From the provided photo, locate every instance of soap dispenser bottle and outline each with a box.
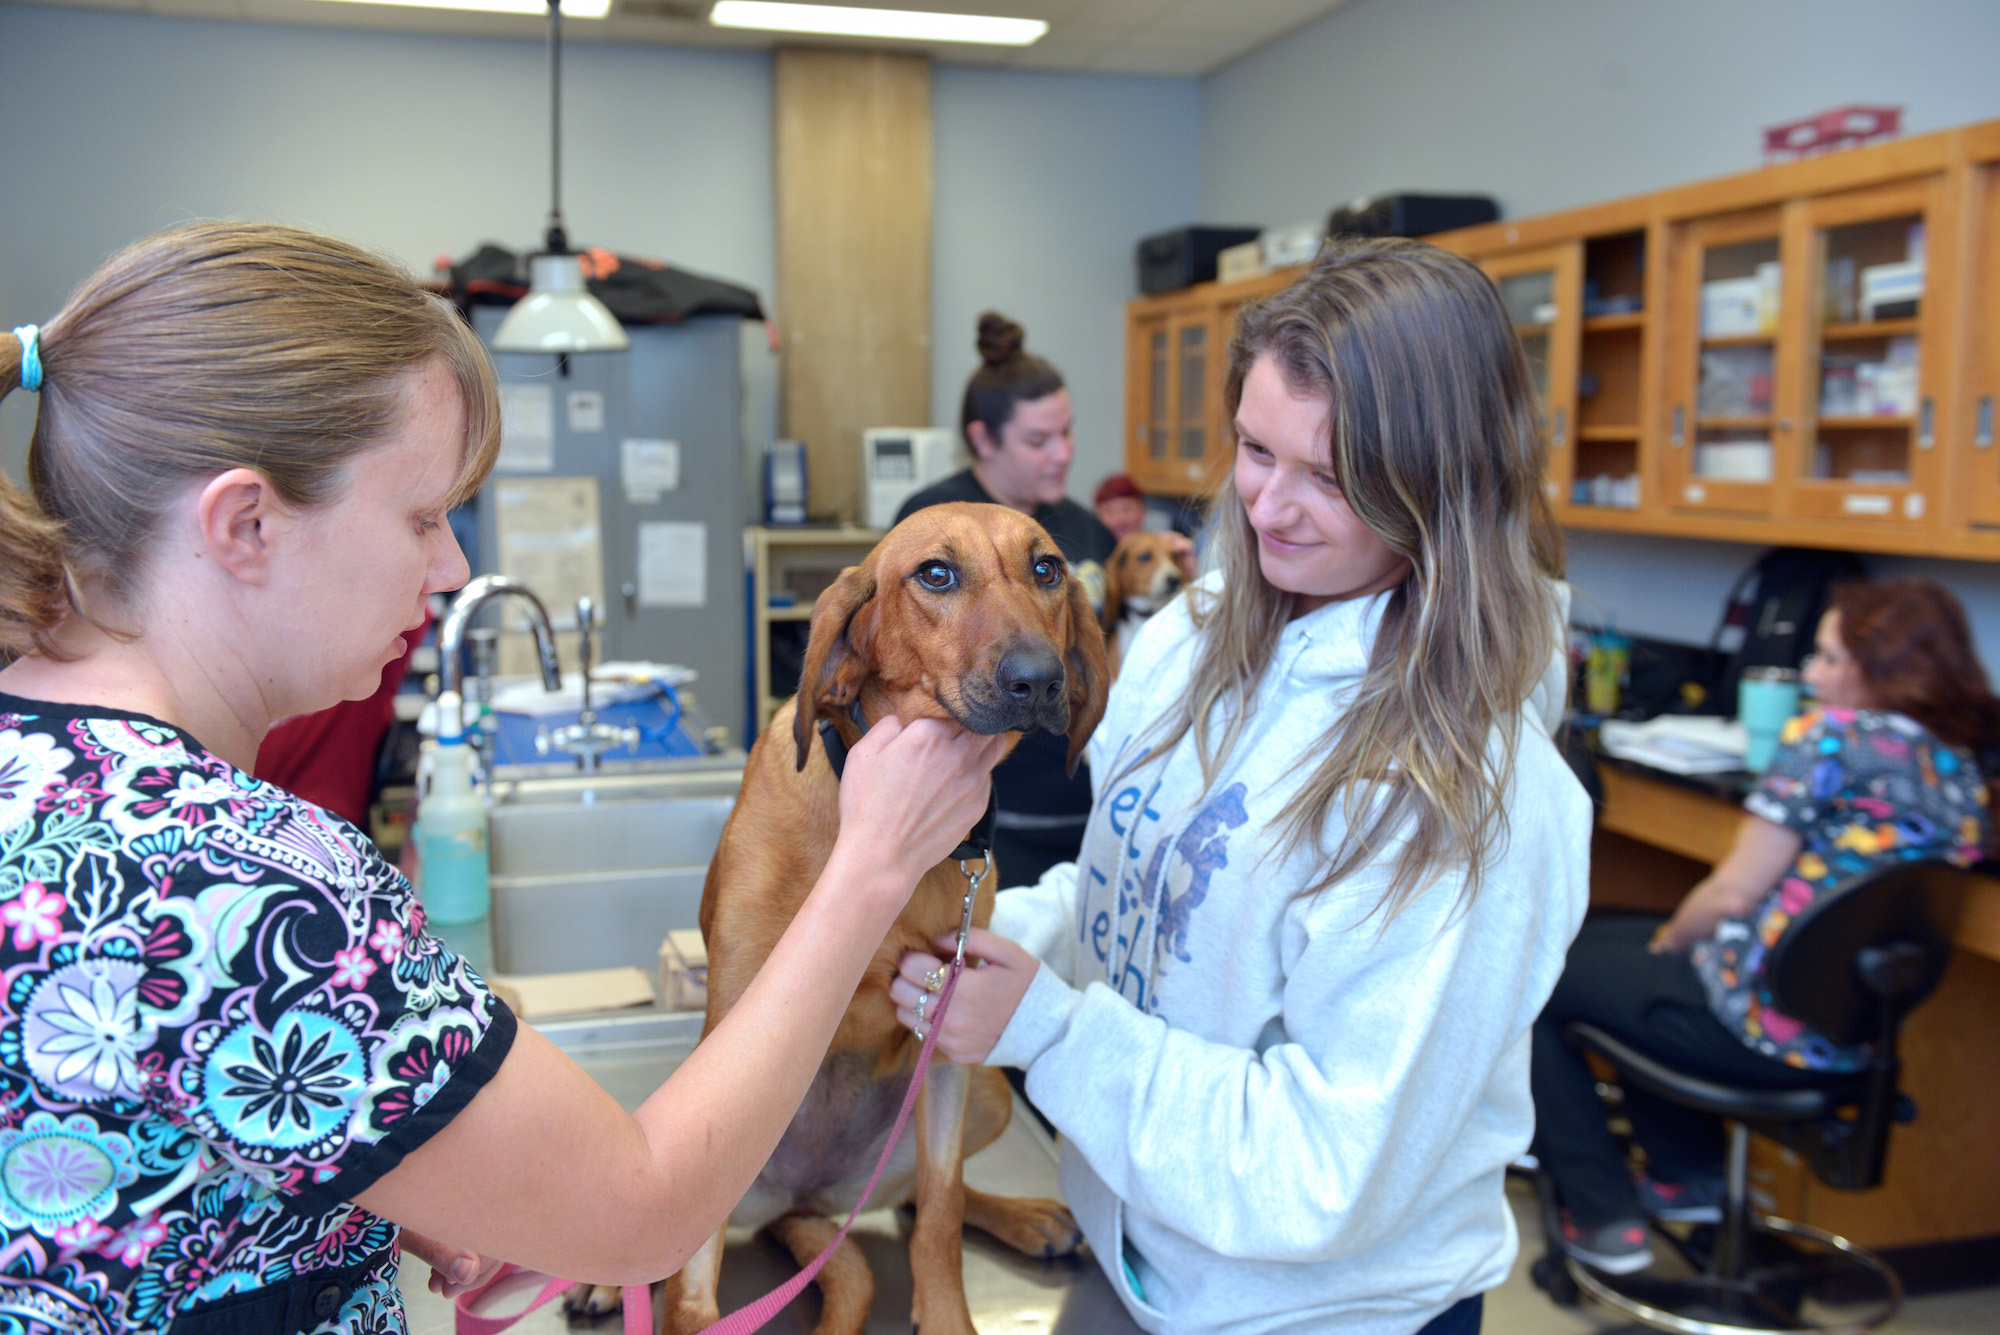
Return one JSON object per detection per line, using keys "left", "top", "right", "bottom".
{"left": 417, "top": 690, "right": 491, "bottom": 926}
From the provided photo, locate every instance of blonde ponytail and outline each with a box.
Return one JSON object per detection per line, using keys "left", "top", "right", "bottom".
{"left": 0, "top": 333, "right": 69, "bottom": 659}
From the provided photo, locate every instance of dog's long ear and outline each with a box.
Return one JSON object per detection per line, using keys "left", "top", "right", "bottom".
{"left": 1099, "top": 546, "right": 1125, "bottom": 634}
{"left": 1063, "top": 571, "right": 1111, "bottom": 776}
{"left": 792, "top": 560, "right": 879, "bottom": 770}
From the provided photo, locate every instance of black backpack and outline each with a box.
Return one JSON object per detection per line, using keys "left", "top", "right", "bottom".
{"left": 1710, "top": 546, "right": 1867, "bottom": 714}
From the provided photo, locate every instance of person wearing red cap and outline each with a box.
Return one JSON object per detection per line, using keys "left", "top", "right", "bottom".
{"left": 1093, "top": 473, "right": 1147, "bottom": 542}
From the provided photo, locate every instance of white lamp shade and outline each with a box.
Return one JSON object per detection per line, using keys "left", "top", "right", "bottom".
{"left": 491, "top": 253, "right": 629, "bottom": 353}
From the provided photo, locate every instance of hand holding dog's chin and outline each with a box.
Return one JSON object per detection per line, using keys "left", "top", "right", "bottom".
{"left": 836, "top": 715, "right": 1005, "bottom": 887}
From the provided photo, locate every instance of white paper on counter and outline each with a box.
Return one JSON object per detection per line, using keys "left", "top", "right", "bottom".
{"left": 637, "top": 521, "right": 706, "bottom": 607}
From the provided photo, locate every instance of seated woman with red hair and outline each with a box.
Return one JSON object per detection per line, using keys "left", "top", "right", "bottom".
{"left": 1530, "top": 577, "right": 2000, "bottom": 1274}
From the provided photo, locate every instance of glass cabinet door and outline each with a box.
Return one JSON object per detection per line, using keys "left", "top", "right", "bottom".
{"left": 1127, "top": 313, "right": 1174, "bottom": 493}
{"left": 1663, "top": 208, "right": 1783, "bottom": 514}
{"left": 1484, "top": 244, "right": 1583, "bottom": 509}
{"left": 1173, "top": 313, "right": 1209, "bottom": 483}
{"left": 1781, "top": 177, "right": 1945, "bottom": 528}
{"left": 1968, "top": 133, "right": 2000, "bottom": 527}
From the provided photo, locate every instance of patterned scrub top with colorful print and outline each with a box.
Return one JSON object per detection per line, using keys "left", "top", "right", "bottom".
{"left": 0, "top": 695, "right": 516, "bottom": 1333}
{"left": 1692, "top": 707, "right": 1987, "bottom": 1071}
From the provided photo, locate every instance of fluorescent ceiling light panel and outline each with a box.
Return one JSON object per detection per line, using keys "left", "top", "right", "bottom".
{"left": 316, "top": 0, "right": 613, "bottom": 18}
{"left": 710, "top": 1, "right": 1047, "bottom": 45}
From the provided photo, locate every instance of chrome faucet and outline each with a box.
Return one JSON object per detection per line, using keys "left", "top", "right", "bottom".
{"left": 438, "top": 574, "right": 564, "bottom": 704}
{"left": 535, "top": 595, "right": 640, "bottom": 771}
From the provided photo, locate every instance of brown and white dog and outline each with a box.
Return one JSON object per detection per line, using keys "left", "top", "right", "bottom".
{"left": 1100, "top": 530, "right": 1190, "bottom": 678}
{"left": 614, "top": 502, "right": 1106, "bottom": 1335}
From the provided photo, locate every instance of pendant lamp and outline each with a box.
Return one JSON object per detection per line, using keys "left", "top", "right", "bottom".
{"left": 492, "top": 0, "right": 628, "bottom": 353}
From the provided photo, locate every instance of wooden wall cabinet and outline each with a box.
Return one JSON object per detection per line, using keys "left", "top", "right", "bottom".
{"left": 1125, "top": 116, "right": 2000, "bottom": 561}
{"left": 1122, "top": 267, "right": 1299, "bottom": 499}
{"left": 1432, "top": 120, "right": 1999, "bottom": 560}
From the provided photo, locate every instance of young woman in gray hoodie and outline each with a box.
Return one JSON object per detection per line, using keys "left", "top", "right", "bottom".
{"left": 891, "top": 237, "right": 1592, "bottom": 1335}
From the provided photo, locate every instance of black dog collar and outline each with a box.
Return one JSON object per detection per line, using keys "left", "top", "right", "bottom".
{"left": 816, "top": 705, "right": 997, "bottom": 863}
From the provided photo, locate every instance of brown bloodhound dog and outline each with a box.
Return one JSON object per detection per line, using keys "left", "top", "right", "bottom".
{"left": 642, "top": 502, "right": 1105, "bottom": 1335}
{"left": 1099, "top": 529, "right": 1190, "bottom": 679}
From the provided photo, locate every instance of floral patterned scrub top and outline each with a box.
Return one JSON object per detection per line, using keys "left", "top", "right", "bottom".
{"left": 0, "top": 695, "right": 516, "bottom": 1333}
{"left": 1692, "top": 707, "right": 1988, "bottom": 1071}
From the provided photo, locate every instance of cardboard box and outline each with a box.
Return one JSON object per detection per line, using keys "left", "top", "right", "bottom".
{"left": 1216, "top": 240, "right": 1267, "bottom": 284}
{"left": 1260, "top": 221, "right": 1323, "bottom": 268}
{"left": 1859, "top": 261, "right": 1923, "bottom": 321}
{"left": 659, "top": 929, "right": 709, "bottom": 1012}
{"left": 487, "top": 967, "right": 656, "bottom": 1020}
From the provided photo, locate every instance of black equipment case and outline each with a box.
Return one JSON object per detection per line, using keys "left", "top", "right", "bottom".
{"left": 1135, "top": 226, "right": 1261, "bottom": 295}
{"left": 1326, "top": 193, "right": 1499, "bottom": 240}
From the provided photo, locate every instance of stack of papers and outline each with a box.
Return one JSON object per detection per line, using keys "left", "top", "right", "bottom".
{"left": 1599, "top": 716, "right": 1748, "bottom": 774}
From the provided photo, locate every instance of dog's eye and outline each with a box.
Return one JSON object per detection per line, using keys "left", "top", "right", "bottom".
{"left": 916, "top": 561, "right": 957, "bottom": 591}
{"left": 1033, "top": 556, "right": 1064, "bottom": 587}
{"left": 1135, "top": 552, "right": 1154, "bottom": 565}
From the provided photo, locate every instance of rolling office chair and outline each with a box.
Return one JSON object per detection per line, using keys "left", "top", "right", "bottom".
{"left": 1533, "top": 857, "right": 1968, "bottom": 1334}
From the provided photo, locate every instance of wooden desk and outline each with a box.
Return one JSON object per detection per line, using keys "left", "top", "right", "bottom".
{"left": 1597, "top": 765, "right": 2000, "bottom": 963}
{"left": 1591, "top": 765, "right": 2000, "bottom": 1258}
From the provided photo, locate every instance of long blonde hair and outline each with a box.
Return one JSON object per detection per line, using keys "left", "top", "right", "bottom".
{"left": 1159, "top": 237, "right": 1563, "bottom": 918}
{"left": 0, "top": 221, "right": 499, "bottom": 659}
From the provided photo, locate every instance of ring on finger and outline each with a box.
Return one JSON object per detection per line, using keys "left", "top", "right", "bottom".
{"left": 913, "top": 992, "right": 928, "bottom": 1025}
{"left": 922, "top": 967, "right": 944, "bottom": 992}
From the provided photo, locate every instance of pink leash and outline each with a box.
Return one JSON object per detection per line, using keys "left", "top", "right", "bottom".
{"left": 695, "top": 962, "right": 962, "bottom": 1334}
{"left": 452, "top": 1265, "right": 650, "bottom": 1335}
{"left": 449, "top": 960, "right": 967, "bottom": 1335}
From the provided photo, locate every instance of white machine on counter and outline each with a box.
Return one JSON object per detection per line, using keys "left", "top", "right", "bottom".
{"left": 863, "top": 426, "right": 958, "bottom": 530}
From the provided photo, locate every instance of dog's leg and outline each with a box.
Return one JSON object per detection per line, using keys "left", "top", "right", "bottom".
{"left": 907, "top": 1059, "right": 976, "bottom": 1335}
{"left": 656, "top": 1224, "right": 726, "bottom": 1335}
{"left": 767, "top": 1213, "right": 874, "bottom": 1335}
{"left": 561, "top": 1281, "right": 626, "bottom": 1319}
{"left": 959, "top": 1069, "right": 1081, "bottom": 1259}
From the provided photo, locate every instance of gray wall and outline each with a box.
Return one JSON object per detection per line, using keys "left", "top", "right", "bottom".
{"left": 0, "top": 4, "right": 1194, "bottom": 513}
{"left": 933, "top": 64, "right": 1199, "bottom": 494}
{"left": 0, "top": 5, "right": 777, "bottom": 477}
{"left": 1201, "top": 0, "right": 2000, "bottom": 665}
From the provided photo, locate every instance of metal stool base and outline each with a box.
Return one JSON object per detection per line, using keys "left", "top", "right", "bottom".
{"left": 1566, "top": 1213, "right": 1903, "bottom": 1335}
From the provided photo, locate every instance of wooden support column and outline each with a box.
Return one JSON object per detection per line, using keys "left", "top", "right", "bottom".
{"left": 773, "top": 47, "right": 932, "bottom": 524}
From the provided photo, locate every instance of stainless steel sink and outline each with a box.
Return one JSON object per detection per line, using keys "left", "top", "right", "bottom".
{"left": 483, "top": 756, "right": 744, "bottom": 977}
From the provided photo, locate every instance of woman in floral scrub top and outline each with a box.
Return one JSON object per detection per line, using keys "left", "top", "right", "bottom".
{"left": 1695, "top": 705, "right": 1988, "bottom": 1068}
{"left": 1530, "top": 577, "right": 2000, "bottom": 1275}
{"left": 0, "top": 223, "right": 1002, "bottom": 1334}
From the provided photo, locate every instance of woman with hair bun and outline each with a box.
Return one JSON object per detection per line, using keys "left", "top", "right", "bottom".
{"left": 0, "top": 221, "right": 1001, "bottom": 1334}
{"left": 896, "top": 311, "right": 1121, "bottom": 886}
{"left": 1531, "top": 576, "right": 1999, "bottom": 1276}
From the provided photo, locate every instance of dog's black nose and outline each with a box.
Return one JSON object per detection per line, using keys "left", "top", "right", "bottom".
{"left": 997, "top": 643, "right": 1066, "bottom": 708}
{"left": 1164, "top": 572, "right": 1183, "bottom": 592}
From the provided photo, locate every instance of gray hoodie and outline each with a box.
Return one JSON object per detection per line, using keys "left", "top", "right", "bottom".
{"left": 988, "top": 575, "right": 1589, "bottom": 1334}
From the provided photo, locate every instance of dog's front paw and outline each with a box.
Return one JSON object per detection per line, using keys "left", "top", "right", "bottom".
{"left": 561, "top": 1282, "right": 625, "bottom": 1319}
{"left": 964, "top": 1189, "right": 1083, "bottom": 1259}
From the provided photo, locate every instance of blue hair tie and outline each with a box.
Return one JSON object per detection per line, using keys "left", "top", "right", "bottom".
{"left": 11, "top": 325, "right": 40, "bottom": 393}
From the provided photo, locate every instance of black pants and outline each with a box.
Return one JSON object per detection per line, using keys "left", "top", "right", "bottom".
{"left": 1416, "top": 1294, "right": 1481, "bottom": 1335}
{"left": 1529, "top": 913, "right": 1825, "bottom": 1228}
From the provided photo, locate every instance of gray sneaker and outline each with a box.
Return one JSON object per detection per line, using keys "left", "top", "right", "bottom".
{"left": 1636, "top": 1172, "right": 1726, "bottom": 1224}
{"left": 1560, "top": 1211, "right": 1655, "bottom": 1275}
